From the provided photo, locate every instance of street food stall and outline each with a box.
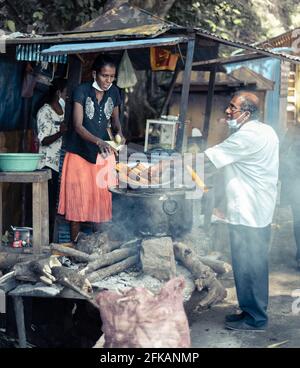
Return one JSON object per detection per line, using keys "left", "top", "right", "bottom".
{"left": 2, "top": 2, "right": 300, "bottom": 348}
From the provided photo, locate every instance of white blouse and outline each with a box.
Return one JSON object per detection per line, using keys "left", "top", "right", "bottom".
{"left": 37, "top": 104, "right": 64, "bottom": 172}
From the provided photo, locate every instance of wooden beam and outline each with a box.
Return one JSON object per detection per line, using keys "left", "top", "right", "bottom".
{"left": 176, "top": 35, "right": 196, "bottom": 153}
{"left": 0, "top": 170, "right": 51, "bottom": 183}
{"left": 203, "top": 65, "right": 217, "bottom": 144}
{"left": 64, "top": 55, "right": 82, "bottom": 129}
{"left": 13, "top": 296, "right": 27, "bottom": 348}
{"left": 192, "top": 52, "right": 266, "bottom": 67}
{"left": 159, "top": 64, "right": 180, "bottom": 117}
{"left": 32, "top": 182, "right": 43, "bottom": 254}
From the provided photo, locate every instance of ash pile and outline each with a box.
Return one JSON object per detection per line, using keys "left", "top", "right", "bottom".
{"left": 0, "top": 225, "right": 230, "bottom": 311}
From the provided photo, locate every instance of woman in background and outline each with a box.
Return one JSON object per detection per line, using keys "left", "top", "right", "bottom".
{"left": 37, "top": 78, "right": 68, "bottom": 240}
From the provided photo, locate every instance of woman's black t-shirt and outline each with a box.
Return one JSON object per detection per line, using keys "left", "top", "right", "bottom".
{"left": 66, "top": 82, "right": 121, "bottom": 163}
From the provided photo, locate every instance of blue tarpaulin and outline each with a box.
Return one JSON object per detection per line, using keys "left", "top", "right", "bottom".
{"left": 226, "top": 57, "right": 281, "bottom": 133}
{"left": 41, "top": 37, "right": 187, "bottom": 55}
{"left": 0, "top": 57, "right": 24, "bottom": 131}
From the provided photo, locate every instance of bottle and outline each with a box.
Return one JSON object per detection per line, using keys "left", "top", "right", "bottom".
{"left": 150, "top": 126, "right": 161, "bottom": 146}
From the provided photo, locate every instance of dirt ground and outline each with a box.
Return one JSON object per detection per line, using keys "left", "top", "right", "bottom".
{"left": 188, "top": 207, "right": 300, "bottom": 348}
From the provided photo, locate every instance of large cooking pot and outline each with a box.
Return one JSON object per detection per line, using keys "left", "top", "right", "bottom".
{"left": 110, "top": 186, "right": 194, "bottom": 238}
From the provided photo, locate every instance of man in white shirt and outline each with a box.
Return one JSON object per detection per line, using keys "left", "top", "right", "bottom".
{"left": 205, "top": 91, "right": 279, "bottom": 331}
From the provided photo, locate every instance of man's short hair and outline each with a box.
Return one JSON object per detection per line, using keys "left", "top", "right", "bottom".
{"left": 234, "top": 91, "right": 260, "bottom": 120}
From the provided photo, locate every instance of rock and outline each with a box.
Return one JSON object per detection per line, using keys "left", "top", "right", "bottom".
{"left": 140, "top": 237, "right": 176, "bottom": 281}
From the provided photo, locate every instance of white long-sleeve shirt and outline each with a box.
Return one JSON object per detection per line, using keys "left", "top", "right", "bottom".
{"left": 205, "top": 120, "right": 279, "bottom": 227}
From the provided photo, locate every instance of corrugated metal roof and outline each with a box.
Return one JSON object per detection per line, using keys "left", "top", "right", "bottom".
{"left": 16, "top": 43, "right": 67, "bottom": 63}
{"left": 73, "top": 3, "right": 177, "bottom": 33}
{"left": 176, "top": 67, "right": 274, "bottom": 90}
{"left": 255, "top": 28, "right": 299, "bottom": 49}
{"left": 195, "top": 27, "right": 300, "bottom": 65}
{"left": 4, "top": 25, "right": 171, "bottom": 45}
{"left": 41, "top": 36, "right": 187, "bottom": 56}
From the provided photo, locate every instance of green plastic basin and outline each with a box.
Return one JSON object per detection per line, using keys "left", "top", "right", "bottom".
{"left": 0, "top": 153, "right": 44, "bottom": 172}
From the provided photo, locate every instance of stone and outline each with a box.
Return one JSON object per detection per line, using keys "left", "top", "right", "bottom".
{"left": 140, "top": 237, "right": 176, "bottom": 281}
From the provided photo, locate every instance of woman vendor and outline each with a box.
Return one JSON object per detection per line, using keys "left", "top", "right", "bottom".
{"left": 58, "top": 55, "right": 124, "bottom": 241}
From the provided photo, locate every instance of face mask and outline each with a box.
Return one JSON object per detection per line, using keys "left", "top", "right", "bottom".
{"left": 226, "top": 112, "right": 247, "bottom": 130}
{"left": 92, "top": 80, "right": 112, "bottom": 92}
{"left": 226, "top": 118, "right": 241, "bottom": 130}
{"left": 58, "top": 97, "right": 65, "bottom": 110}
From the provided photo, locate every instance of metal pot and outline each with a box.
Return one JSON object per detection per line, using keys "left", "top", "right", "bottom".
{"left": 110, "top": 187, "right": 194, "bottom": 238}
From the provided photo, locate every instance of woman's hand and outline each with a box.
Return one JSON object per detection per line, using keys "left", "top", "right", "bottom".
{"left": 59, "top": 122, "right": 68, "bottom": 134}
{"left": 96, "top": 139, "right": 116, "bottom": 158}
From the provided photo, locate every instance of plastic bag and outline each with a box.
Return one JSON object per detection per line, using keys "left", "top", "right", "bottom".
{"left": 96, "top": 277, "right": 191, "bottom": 348}
{"left": 117, "top": 50, "right": 137, "bottom": 89}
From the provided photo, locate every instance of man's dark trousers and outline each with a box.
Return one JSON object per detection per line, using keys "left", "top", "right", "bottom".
{"left": 229, "top": 224, "right": 271, "bottom": 327}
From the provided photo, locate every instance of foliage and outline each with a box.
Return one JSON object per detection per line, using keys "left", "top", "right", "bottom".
{"left": 168, "top": 1, "right": 264, "bottom": 43}
{"left": 1, "top": 0, "right": 300, "bottom": 43}
{"left": 0, "top": 0, "right": 106, "bottom": 33}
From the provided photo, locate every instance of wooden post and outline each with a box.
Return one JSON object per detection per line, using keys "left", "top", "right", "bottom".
{"left": 202, "top": 65, "right": 217, "bottom": 145}
{"left": 21, "top": 98, "right": 31, "bottom": 227}
{"left": 54, "top": 55, "right": 82, "bottom": 243}
{"left": 64, "top": 55, "right": 82, "bottom": 132}
{"left": 13, "top": 296, "right": 27, "bottom": 348}
{"left": 32, "top": 180, "right": 49, "bottom": 253}
{"left": 41, "top": 181, "right": 49, "bottom": 249}
{"left": 32, "top": 182, "right": 42, "bottom": 254}
{"left": 159, "top": 64, "right": 180, "bottom": 117}
{"left": 176, "top": 35, "right": 195, "bottom": 154}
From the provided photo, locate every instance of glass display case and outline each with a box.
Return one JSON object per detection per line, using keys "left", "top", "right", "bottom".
{"left": 144, "top": 116, "right": 179, "bottom": 152}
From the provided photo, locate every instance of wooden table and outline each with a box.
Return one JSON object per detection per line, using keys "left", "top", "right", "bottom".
{"left": 0, "top": 170, "right": 52, "bottom": 253}
{"left": 0, "top": 277, "right": 88, "bottom": 348}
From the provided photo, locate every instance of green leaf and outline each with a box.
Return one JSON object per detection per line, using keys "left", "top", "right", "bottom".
{"left": 233, "top": 19, "right": 242, "bottom": 25}
{"left": 33, "top": 11, "right": 44, "bottom": 20}
{"left": 5, "top": 20, "right": 15, "bottom": 33}
{"left": 232, "top": 9, "right": 241, "bottom": 15}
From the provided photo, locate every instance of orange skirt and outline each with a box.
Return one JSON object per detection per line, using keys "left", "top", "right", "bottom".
{"left": 58, "top": 152, "right": 116, "bottom": 222}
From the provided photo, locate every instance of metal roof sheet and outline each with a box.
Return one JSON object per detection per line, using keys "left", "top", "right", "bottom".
{"left": 73, "top": 3, "right": 177, "bottom": 33}
{"left": 41, "top": 36, "right": 187, "bottom": 56}
{"left": 16, "top": 43, "right": 67, "bottom": 63}
{"left": 194, "top": 27, "right": 300, "bottom": 65}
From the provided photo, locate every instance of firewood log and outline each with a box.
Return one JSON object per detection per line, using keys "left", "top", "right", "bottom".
{"left": 198, "top": 256, "right": 232, "bottom": 275}
{"left": 0, "top": 253, "right": 43, "bottom": 271}
{"left": 173, "top": 242, "right": 227, "bottom": 309}
{"left": 88, "top": 255, "right": 139, "bottom": 282}
{"left": 51, "top": 267, "right": 98, "bottom": 308}
{"left": 50, "top": 243, "right": 91, "bottom": 262}
{"left": 76, "top": 232, "right": 117, "bottom": 255}
{"left": 80, "top": 247, "right": 138, "bottom": 275}
{"left": 14, "top": 256, "right": 61, "bottom": 284}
